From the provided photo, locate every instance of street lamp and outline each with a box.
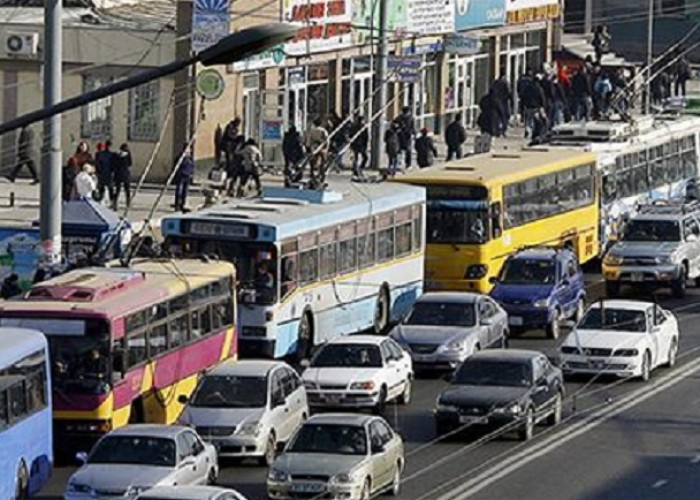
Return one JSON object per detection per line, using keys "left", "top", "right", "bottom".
{"left": 0, "top": 23, "right": 299, "bottom": 136}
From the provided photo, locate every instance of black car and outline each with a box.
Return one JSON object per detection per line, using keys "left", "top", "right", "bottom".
{"left": 434, "top": 349, "right": 564, "bottom": 441}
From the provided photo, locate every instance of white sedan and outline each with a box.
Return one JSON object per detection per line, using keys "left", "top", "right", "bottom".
{"left": 65, "top": 425, "right": 218, "bottom": 499}
{"left": 302, "top": 335, "right": 413, "bottom": 411}
{"left": 559, "top": 300, "right": 679, "bottom": 381}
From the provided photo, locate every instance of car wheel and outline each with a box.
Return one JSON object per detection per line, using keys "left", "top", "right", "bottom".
{"left": 546, "top": 309, "right": 561, "bottom": 340}
{"left": 374, "top": 386, "right": 388, "bottom": 414}
{"left": 641, "top": 351, "right": 651, "bottom": 382}
{"left": 518, "top": 407, "right": 534, "bottom": 441}
{"left": 672, "top": 264, "right": 688, "bottom": 299}
{"left": 260, "top": 431, "right": 277, "bottom": 467}
{"left": 360, "top": 478, "right": 371, "bottom": 500}
{"left": 398, "top": 378, "right": 412, "bottom": 405}
{"left": 575, "top": 298, "right": 586, "bottom": 323}
{"left": 665, "top": 338, "right": 678, "bottom": 368}
{"left": 605, "top": 280, "right": 620, "bottom": 298}
{"left": 546, "top": 392, "right": 563, "bottom": 426}
{"left": 207, "top": 466, "right": 218, "bottom": 485}
{"left": 501, "top": 331, "right": 509, "bottom": 349}
{"left": 389, "top": 462, "right": 402, "bottom": 496}
{"left": 15, "top": 462, "right": 28, "bottom": 500}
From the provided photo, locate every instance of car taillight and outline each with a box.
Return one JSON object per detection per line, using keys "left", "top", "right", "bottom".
{"left": 465, "top": 264, "right": 488, "bottom": 279}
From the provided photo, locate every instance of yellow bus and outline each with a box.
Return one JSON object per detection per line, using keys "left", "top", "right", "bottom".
{"left": 395, "top": 148, "right": 599, "bottom": 293}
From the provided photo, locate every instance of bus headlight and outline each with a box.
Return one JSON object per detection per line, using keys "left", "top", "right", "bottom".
{"left": 465, "top": 264, "right": 488, "bottom": 280}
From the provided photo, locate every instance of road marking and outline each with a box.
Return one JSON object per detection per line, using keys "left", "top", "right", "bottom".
{"left": 432, "top": 355, "right": 700, "bottom": 500}
{"left": 651, "top": 479, "right": 668, "bottom": 489}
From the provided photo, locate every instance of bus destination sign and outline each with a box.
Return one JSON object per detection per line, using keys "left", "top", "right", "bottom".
{"left": 187, "top": 221, "right": 252, "bottom": 239}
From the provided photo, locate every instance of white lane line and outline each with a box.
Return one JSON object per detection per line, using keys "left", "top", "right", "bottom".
{"left": 433, "top": 356, "right": 700, "bottom": 500}
{"left": 651, "top": 479, "right": 668, "bottom": 489}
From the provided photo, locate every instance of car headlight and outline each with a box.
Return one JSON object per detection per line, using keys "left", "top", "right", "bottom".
{"left": 331, "top": 472, "right": 357, "bottom": 485}
{"left": 613, "top": 348, "right": 639, "bottom": 357}
{"left": 238, "top": 421, "right": 262, "bottom": 436}
{"left": 442, "top": 340, "right": 466, "bottom": 352}
{"left": 349, "top": 381, "right": 375, "bottom": 391}
{"left": 493, "top": 403, "right": 522, "bottom": 415}
{"left": 268, "top": 468, "right": 290, "bottom": 482}
{"left": 655, "top": 256, "right": 673, "bottom": 265}
{"left": 67, "top": 481, "right": 93, "bottom": 494}
{"left": 126, "top": 486, "right": 148, "bottom": 497}
{"left": 436, "top": 403, "right": 459, "bottom": 412}
{"left": 304, "top": 381, "right": 318, "bottom": 390}
{"left": 604, "top": 255, "right": 623, "bottom": 266}
{"left": 533, "top": 298, "right": 549, "bottom": 308}
{"left": 560, "top": 345, "right": 581, "bottom": 355}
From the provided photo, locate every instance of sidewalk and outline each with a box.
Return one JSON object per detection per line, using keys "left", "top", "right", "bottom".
{"left": 0, "top": 126, "right": 530, "bottom": 231}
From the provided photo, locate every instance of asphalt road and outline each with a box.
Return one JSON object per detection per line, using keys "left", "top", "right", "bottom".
{"left": 37, "top": 277, "right": 700, "bottom": 500}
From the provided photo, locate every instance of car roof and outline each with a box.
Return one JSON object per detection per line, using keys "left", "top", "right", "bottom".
{"left": 510, "top": 247, "right": 572, "bottom": 260}
{"left": 305, "top": 413, "right": 376, "bottom": 427}
{"left": 588, "top": 300, "right": 652, "bottom": 312}
{"left": 466, "top": 349, "right": 541, "bottom": 363}
{"left": 138, "top": 486, "right": 246, "bottom": 500}
{"left": 208, "top": 359, "right": 285, "bottom": 377}
{"left": 107, "top": 424, "right": 187, "bottom": 439}
{"left": 416, "top": 292, "right": 481, "bottom": 304}
{"left": 327, "top": 335, "right": 387, "bottom": 346}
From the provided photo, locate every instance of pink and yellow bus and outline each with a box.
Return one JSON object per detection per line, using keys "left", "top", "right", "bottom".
{"left": 0, "top": 258, "right": 237, "bottom": 454}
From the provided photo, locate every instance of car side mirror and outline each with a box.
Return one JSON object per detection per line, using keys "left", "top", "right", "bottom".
{"left": 299, "top": 359, "right": 310, "bottom": 369}
{"left": 687, "top": 234, "right": 698, "bottom": 242}
{"left": 480, "top": 318, "right": 492, "bottom": 326}
{"left": 652, "top": 326, "right": 662, "bottom": 334}
{"left": 488, "top": 276, "right": 498, "bottom": 284}
{"left": 178, "top": 394, "right": 189, "bottom": 405}
{"left": 75, "top": 451, "right": 88, "bottom": 464}
{"left": 179, "top": 457, "right": 196, "bottom": 468}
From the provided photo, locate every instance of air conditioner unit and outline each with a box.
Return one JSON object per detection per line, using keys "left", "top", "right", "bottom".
{"left": 5, "top": 32, "right": 39, "bottom": 56}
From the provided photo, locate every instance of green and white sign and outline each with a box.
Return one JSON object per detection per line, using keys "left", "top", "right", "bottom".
{"left": 231, "top": 46, "right": 286, "bottom": 72}
{"left": 196, "top": 69, "right": 225, "bottom": 100}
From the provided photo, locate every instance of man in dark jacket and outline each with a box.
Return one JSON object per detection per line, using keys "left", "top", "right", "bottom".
{"left": 350, "top": 115, "right": 369, "bottom": 179}
{"left": 384, "top": 123, "right": 401, "bottom": 177}
{"left": 519, "top": 72, "right": 545, "bottom": 137}
{"left": 95, "top": 140, "right": 114, "bottom": 204}
{"left": 445, "top": 114, "right": 467, "bottom": 161}
{"left": 282, "top": 126, "right": 305, "bottom": 182}
{"left": 395, "top": 107, "right": 415, "bottom": 169}
{"left": 174, "top": 144, "right": 195, "bottom": 212}
{"left": 572, "top": 67, "right": 592, "bottom": 121}
{"left": 489, "top": 75, "right": 513, "bottom": 137}
{"left": 8, "top": 126, "right": 39, "bottom": 183}
{"left": 415, "top": 128, "right": 438, "bottom": 168}
{"left": 112, "top": 143, "right": 132, "bottom": 210}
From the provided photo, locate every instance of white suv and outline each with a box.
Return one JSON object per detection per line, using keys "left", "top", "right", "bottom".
{"left": 178, "top": 359, "right": 308, "bottom": 466}
{"left": 301, "top": 335, "right": 413, "bottom": 412}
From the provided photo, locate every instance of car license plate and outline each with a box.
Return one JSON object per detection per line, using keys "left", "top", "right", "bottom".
{"left": 589, "top": 359, "right": 606, "bottom": 369}
{"left": 631, "top": 273, "right": 644, "bottom": 282}
{"left": 325, "top": 394, "right": 342, "bottom": 403}
{"left": 459, "top": 415, "right": 487, "bottom": 425}
{"left": 413, "top": 354, "right": 431, "bottom": 362}
{"left": 291, "top": 483, "right": 326, "bottom": 493}
{"left": 509, "top": 316, "right": 523, "bottom": 326}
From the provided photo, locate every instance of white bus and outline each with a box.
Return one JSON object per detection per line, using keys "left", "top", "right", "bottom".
{"left": 161, "top": 184, "right": 426, "bottom": 360}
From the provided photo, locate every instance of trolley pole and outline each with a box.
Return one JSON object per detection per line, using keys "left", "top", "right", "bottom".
{"left": 645, "top": 0, "right": 654, "bottom": 114}
{"left": 41, "top": 0, "right": 63, "bottom": 265}
{"left": 370, "top": 0, "right": 388, "bottom": 171}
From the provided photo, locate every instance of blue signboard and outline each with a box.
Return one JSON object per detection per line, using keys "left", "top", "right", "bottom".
{"left": 192, "top": 0, "right": 231, "bottom": 52}
{"left": 0, "top": 227, "right": 42, "bottom": 291}
{"left": 454, "top": 0, "right": 506, "bottom": 31}
{"left": 388, "top": 56, "right": 421, "bottom": 83}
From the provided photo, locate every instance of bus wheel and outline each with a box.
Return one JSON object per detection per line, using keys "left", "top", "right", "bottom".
{"left": 296, "top": 312, "right": 313, "bottom": 362}
{"left": 15, "top": 461, "right": 28, "bottom": 500}
{"left": 373, "top": 287, "right": 391, "bottom": 335}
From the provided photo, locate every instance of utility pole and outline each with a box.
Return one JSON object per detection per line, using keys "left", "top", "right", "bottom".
{"left": 646, "top": 0, "right": 654, "bottom": 114}
{"left": 370, "top": 0, "right": 388, "bottom": 171}
{"left": 41, "top": 0, "right": 62, "bottom": 265}
{"left": 584, "top": 0, "right": 593, "bottom": 35}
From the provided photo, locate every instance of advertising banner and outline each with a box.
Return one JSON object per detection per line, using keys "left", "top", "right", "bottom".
{"left": 0, "top": 228, "right": 42, "bottom": 291}
{"left": 506, "top": 0, "right": 560, "bottom": 24}
{"left": 192, "top": 0, "right": 231, "bottom": 52}
{"left": 352, "top": 0, "right": 407, "bottom": 43}
{"left": 407, "top": 0, "right": 455, "bottom": 35}
{"left": 285, "top": 0, "right": 353, "bottom": 55}
{"left": 454, "top": 0, "right": 506, "bottom": 31}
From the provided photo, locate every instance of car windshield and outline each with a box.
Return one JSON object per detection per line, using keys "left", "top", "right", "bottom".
{"left": 623, "top": 220, "right": 681, "bottom": 242}
{"left": 310, "top": 344, "right": 382, "bottom": 368}
{"left": 578, "top": 308, "right": 647, "bottom": 333}
{"left": 190, "top": 375, "right": 267, "bottom": 408}
{"left": 88, "top": 436, "right": 176, "bottom": 467}
{"left": 288, "top": 424, "right": 367, "bottom": 455}
{"left": 0, "top": 316, "right": 111, "bottom": 395}
{"left": 500, "top": 259, "right": 556, "bottom": 285}
{"left": 404, "top": 302, "right": 476, "bottom": 327}
{"left": 167, "top": 237, "right": 277, "bottom": 305}
{"left": 453, "top": 360, "right": 533, "bottom": 388}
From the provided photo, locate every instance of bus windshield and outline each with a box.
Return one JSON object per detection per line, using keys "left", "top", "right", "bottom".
{"left": 168, "top": 238, "right": 278, "bottom": 305}
{"left": 0, "top": 317, "right": 110, "bottom": 395}
{"left": 426, "top": 186, "right": 489, "bottom": 244}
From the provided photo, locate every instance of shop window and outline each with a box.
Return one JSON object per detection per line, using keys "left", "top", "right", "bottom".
{"left": 81, "top": 73, "right": 113, "bottom": 139}
{"left": 128, "top": 80, "right": 160, "bottom": 142}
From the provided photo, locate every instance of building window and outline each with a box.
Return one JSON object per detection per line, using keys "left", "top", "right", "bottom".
{"left": 81, "top": 74, "right": 113, "bottom": 139}
{"left": 128, "top": 81, "right": 160, "bottom": 142}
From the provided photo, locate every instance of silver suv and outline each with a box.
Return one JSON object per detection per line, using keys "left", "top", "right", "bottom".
{"left": 602, "top": 200, "right": 700, "bottom": 298}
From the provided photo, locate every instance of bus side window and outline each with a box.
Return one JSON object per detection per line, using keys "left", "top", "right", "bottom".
{"left": 8, "top": 383, "right": 27, "bottom": 422}
{"left": 490, "top": 202, "right": 502, "bottom": 238}
{"left": 281, "top": 255, "right": 298, "bottom": 298}
{"left": 213, "top": 300, "right": 234, "bottom": 330}
{"left": 0, "top": 390, "right": 7, "bottom": 429}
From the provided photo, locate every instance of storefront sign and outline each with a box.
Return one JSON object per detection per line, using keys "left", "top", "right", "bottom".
{"left": 192, "top": 0, "right": 231, "bottom": 52}
{"left": 506, "top": 0, "right": 560, "bottom": 24}
{"left": 407, "top": 0, "right": 455, "bottom": 35}
{"left": 454, "top": 0, "right": 506, "bottom": 31}
{"left": 285, "top": 0, "right": 353, "bottom": 55}
{"left": 444, "top": 34, "right": 482, "bottom": 55}
{"left": 262, "top": 120, "right": 283, "bottom": 140}
{"left": 352, "top": 0, "right": 407, "bottom": 43}
{"left": 196, "top": 69, "right": 225, "bottom": 100}
{"left": 232, "top": 46, "right": 285, "bottom": 72}
{"left": 402, "top": 41, "right": 443, "bottom": 55}
{"left": 0, "top": 228, "right": 42, "bottom": 292}
{"left": 388, "top": 56, "right": 421, "bottom": 83}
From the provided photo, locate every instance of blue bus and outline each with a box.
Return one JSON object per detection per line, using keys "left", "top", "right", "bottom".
{"left": 162, "top": 184, "right": 426, "bottom": 359}
{"left": 0, "top": 327, "right": 52, "bottom": 499}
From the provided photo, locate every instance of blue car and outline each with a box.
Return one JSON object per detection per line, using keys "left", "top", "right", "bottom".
{"left": 489, "top": 248, "right": 586, "bottom": 339}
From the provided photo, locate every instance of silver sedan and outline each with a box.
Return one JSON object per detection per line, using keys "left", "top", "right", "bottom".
{"left": 390, "top": 292, "right": 509, "bottom": 370}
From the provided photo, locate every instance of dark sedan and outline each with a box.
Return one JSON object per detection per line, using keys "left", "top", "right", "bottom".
{"left": 434, "top": 349, "right": 564, "bottom": 441}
